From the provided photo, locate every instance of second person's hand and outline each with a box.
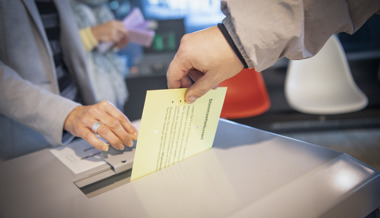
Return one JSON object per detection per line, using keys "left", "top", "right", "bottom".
{"left": 166, "top": 25, "right": 244, "bottom": 103}
{"left": 91, "top": 20, "right": 129, "bottom": 48}
{"left": 63, "top": 101, "right": 138, "bottom": 151}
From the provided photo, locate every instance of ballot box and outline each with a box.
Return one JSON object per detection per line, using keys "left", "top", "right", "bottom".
{"left": 0, "top": 119, "right": 379, "bottom": 218}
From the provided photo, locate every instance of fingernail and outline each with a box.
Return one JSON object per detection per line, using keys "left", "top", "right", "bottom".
{"left": 187, "top": 96, "right": 197, "bottom": 104}
{"left": 102, "top": 144, "right": 109, "bottom": 151}
{"left": 127, "top": 139, "right": 133, "bottom": 147}
{"left": 133, "top": 132, "right": 138, "bottom": 140}
{"left": 118, "top": 144, "right": 125, "bottom": 150}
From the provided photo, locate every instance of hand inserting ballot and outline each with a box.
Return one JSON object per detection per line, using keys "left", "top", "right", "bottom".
{"left": 166, "top": 26, "right": 244, "bottom": 104}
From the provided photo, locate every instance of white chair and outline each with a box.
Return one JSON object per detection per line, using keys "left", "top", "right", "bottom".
{"left": 285, "top": 35, "right": 368, "bottom": 115}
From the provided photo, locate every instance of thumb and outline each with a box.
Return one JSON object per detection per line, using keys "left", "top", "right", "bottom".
{"left": 185, "top": 73, "right": 219, "bottom": 104}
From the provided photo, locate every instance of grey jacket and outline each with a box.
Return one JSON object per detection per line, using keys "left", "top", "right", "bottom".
{"left": 0, "top": 0, "right": 97, "bottom": 159}
{"left": 222, "top": 0, "right": 380, "bottom": 71}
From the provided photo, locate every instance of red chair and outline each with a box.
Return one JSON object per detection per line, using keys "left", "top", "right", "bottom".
{"left": 219, "top": 68, "right": 270, "bottom": 119}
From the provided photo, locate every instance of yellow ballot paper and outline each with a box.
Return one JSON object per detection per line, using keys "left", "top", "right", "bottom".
{"left": 131, "top": 87, "right": 227, "bottom": 181}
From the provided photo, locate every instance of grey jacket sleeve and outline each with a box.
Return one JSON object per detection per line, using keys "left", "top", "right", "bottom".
{"left": 221, "top": 0, "right": 380, "bottom": 71}
{"left": 0, "top": 62, "right": 80, "bottom": 146}
{"left": 0, "top": 0, "right": 91, "bottom": 151}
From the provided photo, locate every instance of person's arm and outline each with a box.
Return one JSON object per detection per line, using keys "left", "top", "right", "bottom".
{"left": 166, "top": 26, "right": 244, "bottom": 104}
{"left": 0, "top": 62, "right": 79, "bottom": 146}
{"left": 0, "top": 62, "right": 137, "bottom": 152}
{"left": 78, "top": 20, "right": 129, "bottom": 51}
{"left": 64, "top": 101, "right": 138, "bottom": 151}
{"left": 221, "top": 0, "right": 380, "bottom": 71}
{"left": 167, "top": 0, "right": 380, "bottom": 103}
{"left": 92, "top": 20, "right": 129, "bottom": 49}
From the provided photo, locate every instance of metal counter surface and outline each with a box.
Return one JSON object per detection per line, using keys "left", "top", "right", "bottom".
{"left": 0, "top": 119, "right": 379, "bottom": 218}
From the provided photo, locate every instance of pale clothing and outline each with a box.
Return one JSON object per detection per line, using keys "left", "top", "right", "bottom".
{"left": 71, "top": 0, "right": 129, "bottom": 109}
{"left": 221, "top": 0, "right": 380, "bottom": 71}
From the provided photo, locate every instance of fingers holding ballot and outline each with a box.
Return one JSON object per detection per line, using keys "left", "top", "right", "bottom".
{"left": 166, "top": 26, "right": 244, "bottom": 104}
{"left": 64, "top": 101, "right": 138, "bottom": 152}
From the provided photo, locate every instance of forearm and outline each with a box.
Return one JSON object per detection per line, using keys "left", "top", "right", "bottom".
{"left": 221, "top": 0, "right": 380, "bottom": 71}
{"left": 0, "top": 63, "right": 80, "bottom": 145}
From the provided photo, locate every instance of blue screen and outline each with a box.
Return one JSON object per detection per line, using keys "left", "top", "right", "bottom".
{"left": 141, "top": 0, "right": 225, "bottom": 33}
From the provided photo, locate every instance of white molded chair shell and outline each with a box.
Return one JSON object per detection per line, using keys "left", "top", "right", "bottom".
{"left": 285, "top": 35, "right": 368, "bottom": 115}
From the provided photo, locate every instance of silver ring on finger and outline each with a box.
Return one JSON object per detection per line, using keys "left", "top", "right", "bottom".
{"left": 92, "top": 121, "right": 103, "bottom": 134}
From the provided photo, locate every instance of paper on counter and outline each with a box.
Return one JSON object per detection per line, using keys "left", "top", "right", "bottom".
{"left": 50, "top": 140, "right": 104, "bottom": 175}
{"left": 131, "top": 87, "right": 227, "bottom": 181}
{"left": 50, "top": 120, "right": 141, "bottom": 176}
